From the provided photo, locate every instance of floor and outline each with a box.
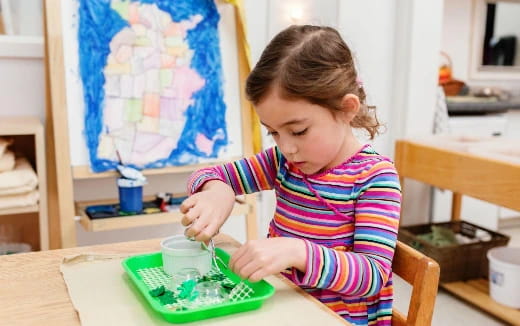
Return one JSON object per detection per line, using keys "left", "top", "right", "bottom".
{"left": 394, "top": 226, "right": 520, "bottom": 326}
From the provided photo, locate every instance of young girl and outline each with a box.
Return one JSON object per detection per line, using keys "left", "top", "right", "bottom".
{"left": 181, "top": 25, "right": 401, "bottom": 326}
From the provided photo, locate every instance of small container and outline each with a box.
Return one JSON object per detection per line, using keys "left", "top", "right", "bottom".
{"left": 194, "top": 281, "right": 228, "bottom": 305}
{"left": 0, "top": 242, "right": 31, "bottom": 255}
{"left": 117, "top": 177, "right": 144, "bottom": 213}
{"left": 169, "top": 268, "right": 201, "bottom": 291}
{"left": 398, "top": 220, "right": 510, "bottom": 282}
{"left": 487, "top": 246, "right": 520, "bottom": 308}
{"left": 160, "top": 235, "right": 211, "bottom": 276}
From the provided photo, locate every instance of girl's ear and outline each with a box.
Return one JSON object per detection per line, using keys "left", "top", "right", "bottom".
{"left": 338, "top": 93, "right": 360, "bottom": 123}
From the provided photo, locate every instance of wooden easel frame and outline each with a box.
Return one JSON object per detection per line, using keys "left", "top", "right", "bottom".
{"left": 44, "top": 0, "right": 259, "bottom": 248}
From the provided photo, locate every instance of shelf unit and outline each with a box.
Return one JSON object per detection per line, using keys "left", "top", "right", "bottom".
{"left": 395, "top": 139, "right": 520, "bottom": 325}
{"left": 0, "top": 204, "right": 39, "bottom": 215}
{"left": 0, "top": 116, "right": 48, "bottom": 250}
{"left": 0, "top": 35, "right": 44, "bottom": 58}
{"left": 75, "top": 196, "right": 251, "bottom": 232}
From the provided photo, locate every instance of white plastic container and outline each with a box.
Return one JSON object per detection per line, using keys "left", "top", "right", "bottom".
{"left": 0, "top": 242, "right": 31, "bottom": 255}
{"left": 487, "top": 246, "right": 520, "bottom": 308}
{"left": 160, "top": 235, "right": 211, "bottom": 276}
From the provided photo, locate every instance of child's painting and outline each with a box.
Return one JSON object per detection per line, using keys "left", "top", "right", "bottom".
{"left": 71, "top": 0, "right": 239, "bottom": 172}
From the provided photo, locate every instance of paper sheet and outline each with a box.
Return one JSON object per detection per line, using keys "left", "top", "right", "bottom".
{"left": 60, "top": 253, "right": 347, "bottom": 326}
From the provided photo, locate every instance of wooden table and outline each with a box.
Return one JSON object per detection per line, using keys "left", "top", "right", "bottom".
{"left": 0, "top": 234, "right": 350, "bottom": 325}
{"left": 395, "top": 138, "right": 520, "bottom": 325}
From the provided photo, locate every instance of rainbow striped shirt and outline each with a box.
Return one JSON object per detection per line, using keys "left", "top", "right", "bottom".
{"left": 187, "top": 145, "right": 401, "bottom": 325}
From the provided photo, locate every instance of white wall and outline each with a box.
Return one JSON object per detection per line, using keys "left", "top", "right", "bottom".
{"left": 494, "top": 3, "right": 520, "bottom": 67}
{"left": 442, "top": 0, "right": 520, "bottom": 92}
{"left": 441, "top": 0, "right": 473, "bottom": 83}
{"left": 0, "top": 56, "right": 45, "bottom": 121}
{"left": 391, "top": 0, "right": 445, "bottom": 225}
{"left": 338, "top": 1, "right": 396, "bottom": 157}
{"left": 0, "top": 0, "right": 44, "bottom": 122}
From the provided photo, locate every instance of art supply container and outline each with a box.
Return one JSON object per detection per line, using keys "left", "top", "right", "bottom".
{"left": 117, "top": 177, "right": 144, "bottom": 213}
{"left": 487, "top": 246, "right": 520, "bottom": 308}
{"left": 160, "top": 235, "right": 211, "bottom": 276}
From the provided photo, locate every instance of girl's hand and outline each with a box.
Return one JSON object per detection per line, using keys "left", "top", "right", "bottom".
{"left": 180, "top": 180, "right": 235, "bottom": 242}
{"left": 229, "top": 238, "right": 307, "bottom": 282}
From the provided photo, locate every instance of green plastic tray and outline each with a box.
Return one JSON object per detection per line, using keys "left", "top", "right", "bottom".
{"left": 122, "top": 248, "right": 275, "bottom": 323}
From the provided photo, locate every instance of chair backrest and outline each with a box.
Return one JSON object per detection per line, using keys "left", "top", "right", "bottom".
{"left": 392, "top": 241, "right": 440, "bottom": 326}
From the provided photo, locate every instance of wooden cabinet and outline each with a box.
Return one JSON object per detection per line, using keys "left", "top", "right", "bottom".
{"left": 395, "top": 139, "right": 520, "bottom": 325}
{"left": 0, "top": 116, "right": 48, "bottom": 250}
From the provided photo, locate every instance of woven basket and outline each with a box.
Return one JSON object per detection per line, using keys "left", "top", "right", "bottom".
{"left": 441, "top": 79, "right": 465, "bottom": 96}
{"left": 438, "top": 51, "right": 465, "bottom": 96}
{"left": 398, "top": 221, "right": 510, "bottom": 283}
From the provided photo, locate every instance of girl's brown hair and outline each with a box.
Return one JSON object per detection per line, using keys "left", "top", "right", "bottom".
{"left": 246, "top": 25, "right": 381, "bottom": 139}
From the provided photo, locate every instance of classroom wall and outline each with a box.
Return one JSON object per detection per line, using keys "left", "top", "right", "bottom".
{"left": 0, "top": 52, "right": 44, "bottom": 121}
{"left": 338, "top": 0, "right": 396, "bottom": 156}
{"left": 441, "top": 0, "right": 520, "bottom": 92}
{"left": 0, "top": 0, "right": 443, "bottom": 246}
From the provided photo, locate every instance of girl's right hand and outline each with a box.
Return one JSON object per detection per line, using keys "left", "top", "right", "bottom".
{"left": 180, "top": 180, "right": 235, "bottom": 242}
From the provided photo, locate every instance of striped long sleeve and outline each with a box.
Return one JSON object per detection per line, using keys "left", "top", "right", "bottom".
{"left": 290, "top": 160, "right": 401, "bottom": 297}
{"left": 187, "top": 144, "right": 401, "bottom": 325}
{"left": 187, "top": 147, "right": 280, "bottom": 195}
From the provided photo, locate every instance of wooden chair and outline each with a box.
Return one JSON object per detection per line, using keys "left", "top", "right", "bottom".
{"left": 392, "top": 241, "right": 440, "bottom": 326}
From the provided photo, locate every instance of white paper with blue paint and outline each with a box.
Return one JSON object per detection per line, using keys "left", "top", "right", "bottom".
{"left": 61, "top": 0, "right": 243, "bottom": 173}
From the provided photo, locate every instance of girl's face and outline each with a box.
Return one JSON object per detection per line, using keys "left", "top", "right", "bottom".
{"left": 256, "top": 89, "right": 359, "bottom": 175}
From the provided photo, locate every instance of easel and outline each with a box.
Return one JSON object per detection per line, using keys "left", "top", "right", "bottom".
{"left": 44, "top": 0, "right": 260, "bottom": 248}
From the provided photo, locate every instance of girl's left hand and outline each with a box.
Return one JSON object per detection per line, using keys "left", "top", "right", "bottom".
{"left": 229, "top": 237, "right": 307, "bottom": 282}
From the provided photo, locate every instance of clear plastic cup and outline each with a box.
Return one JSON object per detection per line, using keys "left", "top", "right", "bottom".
{"left": 161, "top": 235, "right": 211, "bottom": 276}
{"left": 169, "top": 268, "right": 201, "bottom": 291}
{"left": 194, "top": 281, "right": 228, "bottom": 305}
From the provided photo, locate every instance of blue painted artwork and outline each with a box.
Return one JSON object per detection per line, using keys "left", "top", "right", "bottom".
{"left": 78, "top": 0, "right": 227, "bottom": 172}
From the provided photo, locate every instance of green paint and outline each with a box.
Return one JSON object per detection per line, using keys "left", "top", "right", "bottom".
{"left": 125, "top": 99, "right": 142, "bottom": 122}
{"left": 111, "top": 0, "right": 130, "bottom": 19}
{"left": 160, "top": 69, "right": 173, "bottom": 88}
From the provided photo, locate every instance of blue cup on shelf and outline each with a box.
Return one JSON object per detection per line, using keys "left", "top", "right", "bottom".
{"left": 117, "top": 178, "right": 145, "bottom": 213}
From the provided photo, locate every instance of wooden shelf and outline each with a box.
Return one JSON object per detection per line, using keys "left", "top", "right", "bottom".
{"left": 0, "top": 204, "right": 39, "bottom": 216}
{"left": 0, "top": 116, "right": 48, "bottom": 250}
{"left": 0, "top": 35, "right": 44, "bottom": 58}
{"left": 72, "top": 157, "right": 242, "bottom": 180}
{"left": 396, "top": 139, "right": 520, "bottom": 325}
{"left": 0, "top": 116, "right": 43, "bottom": 135}
{"left": 441, "top": 279, "right": 520, "bottom": 326}
{"left": 76, "top": 197, "right": 251, "bottom": 232}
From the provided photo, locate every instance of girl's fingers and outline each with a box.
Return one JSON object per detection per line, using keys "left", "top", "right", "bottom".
{"left": 235, "top": 258, "right": 261, "bottom": 281}
{"left": 181, "top": 203, "right": 202, "bottom": 226}
{"left": 247, "top": 270, "right": 265, "bottom": 283}
{"left": 229, "top": 245, "right": 251, "bottom": 273}
{"left": 192, "top": 212, "right": 214, "bottom": 242}
{"left": 184, "top": 214, "right": 204, "bottom": 238}
{"left": 228, "top": 247, "right": 244, "bottom": 271}
{"left": 181, "top": 214, "right": 192, "bottom": 227}
{"left": 180, "top": 196, "right": 196, "bottom": 214}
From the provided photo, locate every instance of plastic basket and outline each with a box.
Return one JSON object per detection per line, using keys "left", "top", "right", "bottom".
{"left": 122, "top": 248, "right": 275, "bottom": 323}
{"left": 398, "top": 220, "right": 510, "bottom": 283}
